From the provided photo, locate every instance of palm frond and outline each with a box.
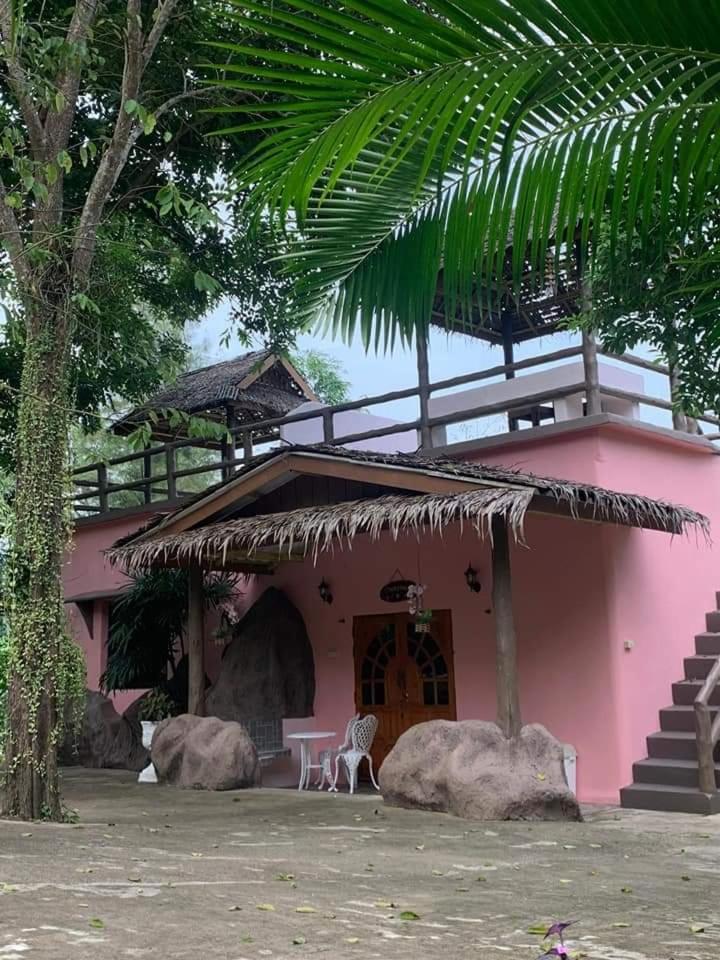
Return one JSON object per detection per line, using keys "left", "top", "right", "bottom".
{"left": 209, "top": 0, "right": 720, "bottom": 350}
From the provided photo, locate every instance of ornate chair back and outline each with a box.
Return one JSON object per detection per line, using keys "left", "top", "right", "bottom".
{"left": 351, "top": 714, "right": 378, "bottom": 753}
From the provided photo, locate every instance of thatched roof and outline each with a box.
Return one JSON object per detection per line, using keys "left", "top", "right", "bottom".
{"left": 112, "top": 350, "right": 316, "bottom": 440}
{"left": 106, "top": 444, "right": 709, "bottom": 574}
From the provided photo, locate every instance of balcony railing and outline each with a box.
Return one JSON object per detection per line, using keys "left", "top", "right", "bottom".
{"left": 71, "top": 345, "right": 720, "bottom": 518}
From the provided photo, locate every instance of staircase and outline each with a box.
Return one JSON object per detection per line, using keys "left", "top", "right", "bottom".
{"left": 620, "top": 595, "right": 720, "bottom": 815}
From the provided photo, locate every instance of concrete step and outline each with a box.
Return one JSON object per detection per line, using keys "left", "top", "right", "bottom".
{"left": 659, "top": 704, "right": 719, "bottom": 731}
{"left": 707, "top": 610, "right": 720, "bottom": 632}
{"left": 672, "top": 680, "right": 720, "bottom": 706}
{"left": 695, "top": 633, "right": 720, "bottom": 655}
{"left": 646, "top": 730, "right": 707, "bottom": 760}
{"left": 620, "top": 782, "right": 720, "bottom": 815}
{"left": 632, "top": 757, "right": 720, "bottom": 789}
{"left": 684, "top": 655, "right": 718, "bottom": 680}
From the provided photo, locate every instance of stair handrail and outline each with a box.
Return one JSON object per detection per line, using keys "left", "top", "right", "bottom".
{"left": 694, "top": 657, "right": 720, "bottom": 794}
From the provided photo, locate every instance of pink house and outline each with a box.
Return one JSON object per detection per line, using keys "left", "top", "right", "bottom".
{"left": 64, "top": 335, "right": 720, "bottom": 814}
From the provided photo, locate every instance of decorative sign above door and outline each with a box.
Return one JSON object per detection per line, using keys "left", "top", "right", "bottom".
{"left": 379, "top": 569, "right": 415, "bottom": 603}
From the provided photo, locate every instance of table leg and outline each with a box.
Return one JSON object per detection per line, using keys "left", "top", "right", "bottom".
{"left": 297, "top": 739, "right": 307, "bottom": 791}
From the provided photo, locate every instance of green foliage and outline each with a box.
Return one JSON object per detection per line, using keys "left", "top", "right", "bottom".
{"left": 101, "top": 570, "right": 236, "bottom": 695}
{"left": 291, "top": 350, "right": 350, "bottom": 406}
{"left": 138, "top": 689, "right": 177, "bottom": 723}
{"left": 214, "top": 0, "right": 720, "bottom": 409}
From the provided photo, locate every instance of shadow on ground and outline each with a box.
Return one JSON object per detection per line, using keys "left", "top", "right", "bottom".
{"left": 1, "top": 768, "right": 719, "bottom": 959}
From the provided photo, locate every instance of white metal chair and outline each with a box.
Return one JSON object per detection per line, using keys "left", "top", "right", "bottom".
{"left": 330, "top": 714, "right": 380, "bottom": 794}
{"left": 317, "top": 714, "right": 359, "bottom": 790}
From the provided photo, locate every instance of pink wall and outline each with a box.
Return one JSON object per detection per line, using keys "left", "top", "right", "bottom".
{"left": 64, "top": 421, "right": 719, "bottom": 804}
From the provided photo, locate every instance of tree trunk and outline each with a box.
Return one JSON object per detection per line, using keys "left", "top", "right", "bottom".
{"left": 3, "top": 305, "right": 72, "bottom": 821}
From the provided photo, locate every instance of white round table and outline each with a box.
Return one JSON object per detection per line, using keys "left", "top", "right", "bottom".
{"left": 287, "top": 731, "right": 337, "bottom": 790}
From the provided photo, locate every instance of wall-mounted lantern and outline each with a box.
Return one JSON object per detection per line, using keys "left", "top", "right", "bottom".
{"left": 318, "top": 578, "right": 333, "bottom": 604}
{"left": 464, "top": 564, "right": 481, "bottom": 593}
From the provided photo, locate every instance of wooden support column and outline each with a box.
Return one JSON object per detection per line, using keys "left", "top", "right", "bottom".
{"left": 501, "top": 314, "right": 518, "bottom": 432}
{"left": 142, "top": 445, "right": 152, "bottom": 504}
{"left": 580, "top": 278, "right": 602, "bottom": 417}
{"left": 187, "top": 564, "right": 205, "bottom": 716}
{"left": 221, "top": 404, "right": 238, "bottom": 480}
{"left": 491, "top": 514, "right": 522, "bottom": 739}
{"left": 416, "top": 330, "right": 433, "bottom": 449}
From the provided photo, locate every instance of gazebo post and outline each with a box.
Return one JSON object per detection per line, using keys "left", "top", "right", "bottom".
{"left": 491, "top": 514, "right": 522, "bottom": 739}
{"left": 501, "top": 314, "right": 518, "bottom": 432}
{"left": 187, "top": 563, "right": 205, "bottom": 716}
{"left": 415, "top": 329, "right": 433, "bottom": 450}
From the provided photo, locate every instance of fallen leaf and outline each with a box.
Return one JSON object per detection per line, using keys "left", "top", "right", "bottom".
{"left": 228, "top": 906, "right": 242, "bottom": 912}
{"left": 374, "top": 901, "right": 396, "bottom": 908}
{"left": 690, "top": 923, "right": 706, "bottom": 934}
{"left": 455, "top": 887, "right": 470, "bottom": 893}
{"left": 681, "top": 875, "right": 691, "bottom": 881}
{"left": 415, "top": 844, "right": 425, "bottom": 851}
{"left": 345, "top": 937, "right": 360, "bottom": 944}
{"left": 296, "top": 906, "right": 316, "bottom": 914}
{"left": 292, "top": 936, "right": 306, "bottom": 945}
{"left": 559, "top": 879, "right": 573, "bottom": 885}
{"left": 127, "top": 875, "right": 142, "bottom": 884}
{"left": 589, "top": 843, "right": 602, "bottom": 849}
{"left": 536, "top": 773, "right": 546, "bottom": 781}
{"left": 620, "top": 886, "right": 633, "bottom": 894}
{"left": 612, "top": 922, "right": 631, "bottom": 928}
{"left": 240, "top": 935, "right": 254, "bottom": 943}
{"left": 399, "top": 911, "right": 420, "bottom": 921}
{"left": 89, "top": 918, "right": 105, "bottom": 929}
{"left": 476, "top": 875, "right": 487, "bottom": 883}
{"left": 276, "top": 873, "right": 295, "bottom": 882}
{"left": 21, "top": 832, "right": 32, "bottom": 838}
{"left": 527, "top": 924, "right": 549, "bottom": 936}
{"left": 431, "top": 869, "right": 444, "bottom": 877}
{"left": 257, "top": 904, "right": 275, "bottom": 912}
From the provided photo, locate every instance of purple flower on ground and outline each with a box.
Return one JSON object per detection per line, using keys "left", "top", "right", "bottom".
{"left": 545, "top": 921, "right": 574, "bottom": 940}
{"left": 537, "top": 946, "right": 570, "bottom": 959}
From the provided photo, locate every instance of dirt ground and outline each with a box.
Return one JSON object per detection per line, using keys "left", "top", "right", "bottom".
{"left": 0, "top": 768, "right": 719, "bottom": 960}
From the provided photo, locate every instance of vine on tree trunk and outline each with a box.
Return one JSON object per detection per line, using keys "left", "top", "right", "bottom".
{"left": 2, "top": 317, "right": 86, "bottom": 820}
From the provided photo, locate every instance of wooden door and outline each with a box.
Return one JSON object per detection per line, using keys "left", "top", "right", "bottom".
{"left": 353, "top": 610, "right": 456, "bottom": 770}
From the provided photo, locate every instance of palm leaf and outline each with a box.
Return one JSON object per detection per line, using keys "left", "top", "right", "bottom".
{"left": 208, "top": 0, "right": 720, "bottom": 349}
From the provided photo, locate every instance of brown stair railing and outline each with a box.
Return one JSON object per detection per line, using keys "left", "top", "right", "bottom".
{"left": 694, "top": 658, "right": 720, "bottom": 794}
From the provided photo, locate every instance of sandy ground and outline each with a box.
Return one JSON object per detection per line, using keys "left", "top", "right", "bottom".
{"left": 0, "top": 768, "right": 719, "bottom": 959}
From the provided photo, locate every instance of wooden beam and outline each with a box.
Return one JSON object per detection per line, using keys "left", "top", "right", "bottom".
{"left": 187, "top": 564, "right": 205, "bottom": 716}
{"left": 491, "top": 514, "right": 522, "bottom": 739}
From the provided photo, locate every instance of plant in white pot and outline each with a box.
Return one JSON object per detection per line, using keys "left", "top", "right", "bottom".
{"left": 137, "top": 689, "right": 177, "bottom": 784}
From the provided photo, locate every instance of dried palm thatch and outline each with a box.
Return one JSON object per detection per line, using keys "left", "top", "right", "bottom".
{"left": 107, "top": 451, "right": 709, "bottom": 574}
{"left": 112, "top": 350, "right": 314, "bottom": 439}
{"left": 108, "top": 487, "right": 534, "bottom": 573}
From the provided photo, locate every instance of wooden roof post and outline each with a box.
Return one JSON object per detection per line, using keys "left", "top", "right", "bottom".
{"left": 491, "top": 514, "right": 522, "bottom": 739}
{"left": 416, "top": 328, "right": 433, "bottom": 450}
{"left": 187, "top": 564, "right": 205, "bottom": 716}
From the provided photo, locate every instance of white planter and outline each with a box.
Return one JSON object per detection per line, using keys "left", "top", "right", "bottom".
{"left": 138, "top": 720, "right": 159, "bottom": 784}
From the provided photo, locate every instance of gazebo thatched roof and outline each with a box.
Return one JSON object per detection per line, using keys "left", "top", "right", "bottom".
{"left": 112, "top": 350, "right": 316, "bottom": 440}
{"left": 106, "top": 445, "right": 708, "bottom": 574}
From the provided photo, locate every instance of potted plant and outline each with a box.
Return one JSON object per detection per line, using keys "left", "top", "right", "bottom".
{"left": 137, "top": 689, "right": 177, "bottom": 784}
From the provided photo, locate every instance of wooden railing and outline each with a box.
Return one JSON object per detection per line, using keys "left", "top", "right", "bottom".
{"left": 694, "top": 659, "right": 720, "bottom": 795}
{"left": 70, "top": 346, "right": 720, "bottom": 518}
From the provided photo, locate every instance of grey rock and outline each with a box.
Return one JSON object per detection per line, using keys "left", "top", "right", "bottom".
{"left": 379, "top": 720, "right": 581, "bottom": 821}
{"left": 206, "top": 587, "right": 314, "bottom": 724}
{"left": 59, "top": 690, "right": 148, "bottom": 772}
{"left": 151, "top": 714, "right": 261, "bottom": 790}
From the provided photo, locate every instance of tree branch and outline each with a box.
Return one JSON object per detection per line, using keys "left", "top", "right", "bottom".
{"left": 71, "top": 0, "right": 180, "bottom": 280}
{"left": 0, "top": 175, "right": 28, "bottom": 287}
{"left": 0, "top": 2, "right": 46, "bottom": 158}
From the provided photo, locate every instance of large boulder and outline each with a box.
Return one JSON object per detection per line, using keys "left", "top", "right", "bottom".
{"left": 59, "top": 690, "right": 148, "bottom": 772}
{"left": 151, "top": 714, "right": 261, "bottom": 790}
{"left": 206, "top": 587, "right": 314, "bottom": 724}
{"left": 379, "top": 720, "right": 581, "bottom": 821}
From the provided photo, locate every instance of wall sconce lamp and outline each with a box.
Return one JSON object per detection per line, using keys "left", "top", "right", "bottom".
{"left": 464, "top": 564, "right": 481, "bottom": 593}
{"left": 318, "top": 578, "right": 333, "bottom": 605}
